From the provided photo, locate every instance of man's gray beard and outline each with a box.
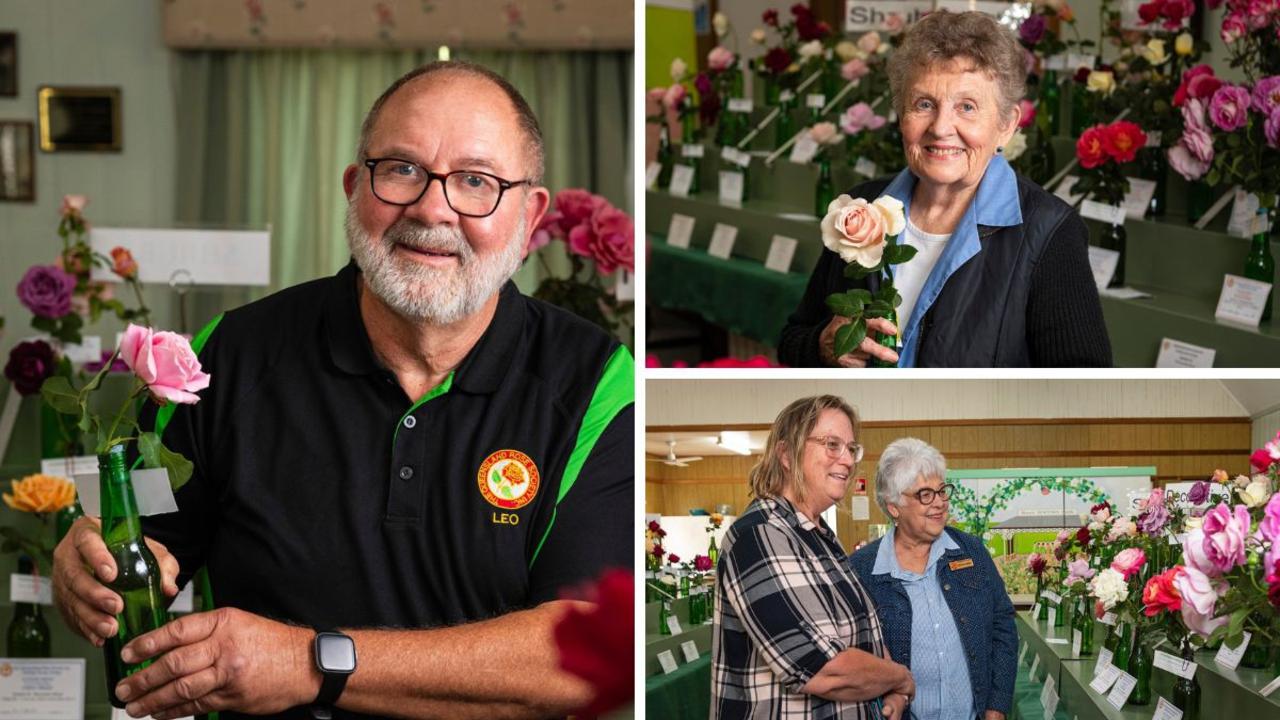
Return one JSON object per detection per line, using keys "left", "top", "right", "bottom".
{"left": 345, "top": 205, "right": 525, "bottom": 325}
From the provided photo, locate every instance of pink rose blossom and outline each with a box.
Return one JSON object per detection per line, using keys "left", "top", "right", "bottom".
{"left": 841, "top": 58, "right": 870, "bottom": 82}
{"left": 1111, "top": 547, "right": 1147, "bottom": 579}
{"left": 857, "top": 31, "right": 881, "bottom": 55}
{"left": 1267, "top": 106, "right": 1280, "bottom": 149}
{"left": 1247, "top": 0, "right": 1273, "bottom": 28}
{"left": 840, "top": 102, "right": 886, "bottom": 134}
{"left": 1201, "top": 502, "right": 1252, "bottom": 573}
{"left": 707, "top": 46, "right": 735, "bottom": 72}
{"left": 1262, "top": 493, "right": 1280, "bottom": 571}
{"left": 1182, "top": 123, "right": 1214, "bottom": 164}
{"left": 119, "top": 324, "right": 211, "bottom": 405}
{"left": 821, "top": 196, "right": 887, "bottom": 267}
{"left": 1066, "top": 558, "right": 1096, "bottom": 584}
{"left": 1221, "top": 12, "right": 1247, "bottom": 43}
{"left": 555, "top": 189, "right": 605, "bottom": 229}
{"left": 1168, "top": 142, "right": 1210, "bottom": 181}
{"left": 1181, "top": 97, "right": 1208, "bottom": 130}
{"left": 646, "top": 87, "right": 666, "bottom": 105}
{"left": 568, "top": 202, "right": 634, "bottom": 274}
{"left": 1018, "top": 99, "right": 1036, "bottom": 128}
{"left": 1174, "top": 565, "right": 1229, "bottom": 636}
{"left": 59, "top": 194, "right": 88, "bottom": 219}
{"left": 664, "top": 83, "right": 687, "bottom": 111}
{"left": 1182, "top": 528, "right": 1219, "bottom": 576}
{"left": 1253, "top": 76, "right": 1280, "bottom": 115}
{"left": 1209, "top": 85, "right": 1252, "bottom": 131}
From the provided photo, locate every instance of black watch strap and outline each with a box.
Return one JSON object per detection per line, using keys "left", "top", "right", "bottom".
{"left": 311, "top": 628, "right": 355, "bottom": 720}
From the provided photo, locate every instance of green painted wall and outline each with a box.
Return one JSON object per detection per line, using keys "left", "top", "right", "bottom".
{"left": 646, "top": 6, "right": 698, "bottom": 90}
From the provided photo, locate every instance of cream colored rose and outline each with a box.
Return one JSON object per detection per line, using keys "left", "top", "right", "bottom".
{"left": 857, "top": 31, "right": 881, "bottom": 55}
{"left": 670, "top": 58, "right": 687, "bottom": 82}
{"left": 799, "top": 40, "right": 823, "bottom": 60}
{"left": 1142, "top": 39, "right": 1169, "bottom": 65}
{"left": 821, "top": 195, "right": 888, "bottom": 268}
{"left": 1239, "top": 478, "right": 1270, "bottom": 507}
{"left": 835, "top": 40, "right": 859, "bottom": 61}
{"left": 809, "top": 121, "right": 842, "bottom": 145}
{"left": 1087, "top": 70, "right": 1115, "bottom": 95}
{"left": 713, "top": 12, "right": 729, "bottom": 37}
{"left": 871, "top": 195, "right": 905, "bottom": 236}
{"left": 1089, "top": 568, "right": 1128, "bottom": 610}
{"left": 1233, "top": 474, "right": 1251, "bottom": 488}
{"left": 1004, "top": 130, "right": 1028, "bottom": 161}
{"left": 1175, "top": 33, "right": 1193, "bottom": 55}
{"left": 751, "top": 28, "right": 767, "bottom": 44}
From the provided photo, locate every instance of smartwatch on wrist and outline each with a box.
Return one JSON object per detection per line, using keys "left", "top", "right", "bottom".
{"left": 311, "top": 629, "right": 356, "bottom": 720}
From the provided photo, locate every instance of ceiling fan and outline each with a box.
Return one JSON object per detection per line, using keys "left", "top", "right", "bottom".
{"left": 648, "top": 439, "right": 704, "bottom": 467}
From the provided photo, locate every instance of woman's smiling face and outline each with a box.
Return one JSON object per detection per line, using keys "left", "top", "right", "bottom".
{"left": 899, "top": 58, "right": 1019, "bottom": 194}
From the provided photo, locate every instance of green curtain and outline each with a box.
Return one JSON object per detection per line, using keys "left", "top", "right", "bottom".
{"left": 170, "top": 49, "right": 633, "bottom": 325}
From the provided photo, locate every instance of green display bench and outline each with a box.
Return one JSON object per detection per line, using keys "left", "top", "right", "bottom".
{"left": 1016, "top": 610, "right": 1093, "bottom": 685}
{"left": 644, "top": 597, "right": 713, "bottom": 677}
{"left": 646, "top": 654, "right": 711, "bottom": 720}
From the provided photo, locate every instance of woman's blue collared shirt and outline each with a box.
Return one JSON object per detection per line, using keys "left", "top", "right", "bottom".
{"left": 871, "top": 526, "right": 975, "bottom": 720}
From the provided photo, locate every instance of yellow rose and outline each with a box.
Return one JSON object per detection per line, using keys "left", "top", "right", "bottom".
{"left": 1086, "top": 70, "right": 1115, "bottom": 95}
{"left": 835, "top": 40, "right": 859, "bottom": 61}
{"left": 1175, "top": 33, "right": 1193, "bottom": 55}
{"left": 3, "top": 474, "right": 76, "bottom": 514}
{"left": 1141, "top": 39, "right": 1168, "bottom": 65}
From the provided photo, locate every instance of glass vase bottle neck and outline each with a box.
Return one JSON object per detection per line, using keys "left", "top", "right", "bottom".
{"left": 99, "top": 445, "right": 144, "bottom": 543}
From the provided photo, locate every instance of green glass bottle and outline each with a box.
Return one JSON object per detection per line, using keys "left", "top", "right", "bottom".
{"left": 1112, "top": 621, "right": 1131, "bottom": 671}
{"left": 1100, "top": 223, "right": 1127, "bottom": 287}
{"left": 1040, "top": 71, "right": 1061, "bottom": 137}
{"left": 658, "top": 598, "right": 671, "bottom": 635}
{"left": 679, "top": 572, "right": 690, "bottom": 599}
{"left": 1187, "top": 181, "right": 1213, "bottom": 224}
{"left": 1073, "top": 597, "right": 1094, "bottom": 656}
{"left": 99, "top": 444, "right": 169, "bottom": 709}
{"left": 657, "top": 124, "right": 673, "bottom": 190}
{"left": 815, "top": 156, "right": 834, "bottom": 219}
{"left": 1070, "top": 82, "right": 1089, "bottom": 138}
{"left": 6, "top": 555, "right": 51, "bottom": 658}
{"left": 1171, "top": 642, "right": 1201, "bottom": 720}
{"left": 727, "top": 69, "right": 747, "bottom": 148}
{"left": 56, "top": 496, "right": 85, "bottom": 543}
{"left": 775, "top": 94, "right": 795, "bottom": 151}
{"left": 1139, "top": 147, "right": 1168, "bottom": 218}
{"left": 708, "top": 534, "right": 719, "bottom": 567}
{"left": 1244, "top": 207, "right": 1275, "bottom": 323}
{"left": 1034, "top": 576, "right": 1048, "bottom": 621}
{"left": 1128, "top": 628, "right": 1153, "bottom": 705}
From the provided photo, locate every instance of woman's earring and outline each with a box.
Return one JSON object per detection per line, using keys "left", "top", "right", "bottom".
{"left": 996, "top": 146, "right": 1005, "bottom": 155}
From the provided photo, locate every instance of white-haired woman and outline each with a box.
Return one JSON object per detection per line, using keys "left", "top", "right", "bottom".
{"left": 849, "top": 438, "right": 1017, "bottom": 720}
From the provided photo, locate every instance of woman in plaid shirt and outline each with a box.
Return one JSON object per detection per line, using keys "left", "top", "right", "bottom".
{"left": 711, "top": 395, "right": 915, "bottom": 719}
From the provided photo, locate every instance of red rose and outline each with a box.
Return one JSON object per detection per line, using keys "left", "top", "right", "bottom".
{"left": 1076, "top": 525, "right": 1091, "bottom": 548}
{"left": 1188, "top": 73, "right": 1224, "bottom": 101}
{"left": 1138, "top": 0, "right": 1162, "bottom": 23}
{"left": 790, "top": 3, "right": 812, "bottom": 20}
{"left": 1252, "top": 447, "right": 1276, "bottom": 472}
{"left": 553, "top": 570, "right": 633, "bottom": 716}
{"left": 667, "top": 553, "right": 680, "bottom": 564}
{"left": 694, "top": 555, "right": 714, "bottom": 571}
{"left": 651, "top": 545, "right": 664, "bottom": 558}
{"left": 764, "top": 47, "right": 793, "bottom": 75}
{"left": 763, "top": 9, "right": 779, "bottom": 26}
{"left": 1076, "top": 126, "right": 1109, "bottom": 168}
{"left": 1174, "top": 64, "right": 1215, "bottom": 106}
{"left": 1142, "top": 566, "right": 1184, "bottom": 616}
{"left": 1103, "top": 121, "right": 1146, "bottom": 163}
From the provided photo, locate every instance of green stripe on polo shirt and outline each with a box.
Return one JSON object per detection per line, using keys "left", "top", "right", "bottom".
{"left": 392, "top": 371, "right": 454, "bottom": 449}
{"left": 528, "top": 345, "right": 634, "bottom": 569}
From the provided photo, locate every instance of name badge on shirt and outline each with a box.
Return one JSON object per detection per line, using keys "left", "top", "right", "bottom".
{"left": 948, "top": 558, "right": 974, "bottom": 571}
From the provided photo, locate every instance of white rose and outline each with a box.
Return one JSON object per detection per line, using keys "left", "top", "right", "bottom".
{"left": 799, "top": 40, "right": 823, "bottom": 60}
{"left": 670, "top": 58, "right": 687, "bottom": 82}
{"left": 1003, "top": 130, "right": 1027, "bottom": 161}
{"left": 751, "top": 28, "right": 767, "bottom": 44}
{"left": 871, "top": 195, "right": 906, "bottom": 236}
{"left": 1239, "top": 479, "right": 1270, "bottom": 508}
{"left": 1106, "top": 516, "right": 1137, "bottom": 540}
{"left": 1089, "top": 568, "right": 1128, "bottom": 610}
{"left": 713, "top": 12, "right": 729, "bottom": 37}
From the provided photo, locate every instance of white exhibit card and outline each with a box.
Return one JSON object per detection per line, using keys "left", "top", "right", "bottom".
{"left": 789, "top": 135, "right": 819, "bottom": 164}
{"left": 806, "top": 94, "right": 826, "bottom": 109}
{"left": 681, "top": 143, "right": 705, "bottom": 158}
{"left": 91, "top": 227, "right": 271, "bottom": 287}
{"left": 1100, "top": 612, "right": 1117, "bottom": 626}
{"left": 1046, "top": 637, "right": 1069, "bottom": 645}
{"left": 779, "top": 90, "right": 796, "bottom": 104}
{"left": 719, "top": 171, "right": 745, "bottom": 205}
{"left": 708, "top": 224, "right": 739, "bottom": 260}
{"left": 1122, "top": 178, "right": 1157, "bottom": 220}
{"left": 1214, "top": 274, "right": 1271, "bottom": 327}
{"left": 1087, "top": 246, "right": 1120, "bottom": 290}
{"left": 169, "top": 583, "right": 195, "bottom": 614}
{"left": 1226, "top": 189, "right": 1261, "bottom": 238}
{"left": 668, "top": 165, "right": 695, "bottom": 198}
{"left": 1090, "top": 663, "right": 1122, "bottom": 694}
{"left": 0, "top": 658, "right": 85, "bottom": 720}
{"left": 1042, "top": 591, "right": 1061, "bottom": 604}
{"left": 1155, "top": 338, "right": 1215, "bottom": 368}
{"left": 1101, "top": 287, "right": 1152, "bottom": 300}
{"left": 1260, "top": 674, "right": 1280, "bottom": 696}
{"left": 764, "top": 235, "right": 798, "bottom": 274}
{"left": 1047, "top": 607, "right": 1057, "bottom": 628}
{"left": 850, "top": 496, "right": 870, "bottom": 520}
{"left": 666, "top": 214, "right": 695, "bottom": 249}
{"left": 644, "top": 162, "right": 661, "bottom": 189}
{"left": 614, "top": 268, "right": 635, "bottom": 302}
{"left": 72, "top": 467, "right": 176, "bottom": 518}
{"left": 680, "top": 640, "right": 700, "bottom": 663}
{"left": 1214, "top": 631, "right": 1250, "bottom": 670}
{"left": 1072, "top": 630, "right": 1082, "bottom": 657}
{"left": 112, "top": 707, "right": 193, "bottom": 720}
{"left": 667, "top": 616, "right": 683, "bottom": 635}
{"left": 59, "top": 336, "right": 101, "bottom": 365}
{"left": 1019, "top": 642, "right": 1028, "bottom": 666}
{"left": 720, "top": 147, "right": 751, "bottom": 168}
{"left": 9, "top": 574, "right": 53, "bottom": 605}
{"left": 657, "top": 650, "right": 678, "bottom": 675}
{"left": 1040, "top": 674, "right": 1056, "bottom": 708}
{"left": 1095, "top": 648, "right": 1114, "bottom": 675}
{"left": 1045, "top": 54, "right": 1068, "bottom": 70}
{"left": 1107, "top": 671, "right": 1138, "bottom": 709}
{"left": 1153, "top": 650, "right": 1196, "bottom": 679}
{"left": 1080, "top": 200, "right": 1127, "bottom": 226}
{"left": 855, "top": 158, "right": 879, "bottom": 178}
{"left": 1031, "top": 603, "right": 1041, "bottom": 619}
{"left": 1029, "top": 654, "right": 1041, "bottom": 680}
{"left": 1152, "top": 697, "right": 1183, "bottom": 720}
{"left": 728, "top": 98, "right": 753, "bottom": 114}
{"left": 1042, "top": 690, "right": 1059, "bottom": 720}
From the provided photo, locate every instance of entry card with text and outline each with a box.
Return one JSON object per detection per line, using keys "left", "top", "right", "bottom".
{"left": 719, "top": 171, "right": 745, "bottom": 205}
{"left": 1155, "top": 338, "right": 1215, "bottom": 368}
{"left": 1086, "top": 246, "right": 1119, "bottom": 290}
{"left": 708, "top": 224, "right": 739, "bottom": 260}
{"left": 666, "top": 214, "right": 695, "bottom": 249}
{"left": 9, "top": 574, "right": 53, "bottom": 605}
{"left": 0, "top": 658, "right": 85, "bottom": 720}
{"left": 1214, "top": 274, "right": 1271, "bottom": 327}
{"left": 765, "top": 235, "right": 798, "bottom": 274}
{"left": 668, "top": 165, "right": 695, "bottom": 198}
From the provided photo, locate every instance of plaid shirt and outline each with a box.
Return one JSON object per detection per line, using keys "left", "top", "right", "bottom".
{"left": 711, "top": 496, "right": 888, "bottom": 719}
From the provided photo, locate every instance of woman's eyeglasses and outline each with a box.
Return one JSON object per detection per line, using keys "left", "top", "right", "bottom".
{"left": 805, "top": 436, "right": 865, "bottom": 463}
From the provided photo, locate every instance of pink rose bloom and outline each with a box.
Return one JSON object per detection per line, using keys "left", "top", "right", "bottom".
{"left": 664, "top": 83, "right": 687, "bottom": 111}
{"left": 694, "top": 554, "right": 713, "bottom": 572}
{"left": 568, "top": 202, "right": 634, "bottom": 274}
{"left": 810, "top": 121, "right": 840, "bottom": 144}
{"left": 1209, "top": 85, "right": 1252, "bottom": 131}
{"left": 1246, "top": 0, "right": 1272, "bottom": 28}
{"left": 1253, "top": 76, "right": 1280, "bottom": 115}
{"left": 1111, "top": 547, "right": 1146, "bottom": 579}
{"left": 1261, "top": 493, "right": 1280, "bottom": 571}
{"left": 1173, "top": 565, "right": 1229, "bottom": 637}
{"left": 1018, "top": 99, "right": 1036, "bottom": 128}
{"left": 1181, "top": 97, "right": 1208, "bottom": 130}
{"left": 1182, "top": 124, "right": 1214, "bottom": 164}
{"left": 119, "top": 324, "right": 211, "bottom": 405}
{"left": 1268, "top": 106, "right": 1280, "bottom": 149}
{"left": 1181, "top": 527, "right": 1219, "bottom": 576}
{"left": 1168, "top": 142, "right": 1210, "bottom": 181}
{"left": 647, "top": 87, "right": 666, "bottom": 105}
{"left": 707, "top": 46, "right": 735, "bottom": 72}
{"left": 1221, "top": 12, "right": 1247, "bottom": 43}
{"left": 555, "top": 189, "right": 605, "bottom": 229}
{"left": 59, "top": 194, "right": 88, "bottom": 219}
{"left": 857, "top": 31, "right": 881, "bottom": 55}
{"left": 841, "top": 102, "right": 886, "bottom": 134}
{"left": 1201, "top": 502, "right": 1252, "bottom": 573}
{"left": 1066, "top": 558, "right": 1095, "bottom": 583}
{"left": 884, "top": 12, "right": 905, "bottom": 33}
{"left": 841, "top": 58, "right": 870, "bottom": 82}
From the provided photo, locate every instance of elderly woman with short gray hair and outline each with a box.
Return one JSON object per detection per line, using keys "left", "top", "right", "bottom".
{"left": 780, "top": 9, "right": 1110, "bottom": 367}
{"left": 849, "top": 438, "right": 1017, "bottom": 720}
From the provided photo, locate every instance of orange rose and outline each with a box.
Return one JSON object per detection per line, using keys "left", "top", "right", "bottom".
{"left": 3, "top": 474, "right": 77, "bottom": 514}
{"left": 110, "top": 247, "right": 138, "bottom": 279}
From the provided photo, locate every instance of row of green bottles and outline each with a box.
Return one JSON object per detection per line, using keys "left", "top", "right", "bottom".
{"left": 6, "top": 555, "right": 51, "bottom": 658}
{"left": 656, "top": 124, "right": 673, "bottom": 190}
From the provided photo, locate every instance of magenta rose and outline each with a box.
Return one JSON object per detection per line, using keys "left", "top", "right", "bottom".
{"left": 707, "top": 46, "right": 735, "bottom": 72}
{"left": 1019, "top": 14, "right": 1046, "bottom": 45}
{"left": 555, "top": 189, "right": 605, "bottom": 229}
{"left": 568, "top": 202, "right": 634, "bottom": 274}
{"left": 1220, "top": 12, "right": 1247, "bottom": 43}
{"left": 1018, "top": 99, "right": 1036, "bottom": 129}
{"left": 1111, "top": 547, "right": 1146, "bottom": 579}
{"left": 1267, "top": 106, "right": 1280, "bottom": 149}
{"left": 1209, "top": 85, "right": 1252, "bottom": 131}
{"left": 693, "top": 554, "right": 713, "bottom": 571}
{"left": 1253, "top": 76, "right": 1280, "bottom": 115}
{"left": 16, "top": 265, "right": 77, "bottom": 319}
{"left": 1262, "top": 493, "right": 1280, "bottom": 571}
{"left": 1201, "top": 502, "right": 1251, "bottom": 573}
{"left": 119, "top": 323, "right": 211, "bottom": 405}
{"left": 3, "top": 340, "right": 58, "bottom": 396}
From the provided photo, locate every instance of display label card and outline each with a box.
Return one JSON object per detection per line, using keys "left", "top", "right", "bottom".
{"left": 1045, "top": 53, "right": 1068, "bottom": 70}
{"left": 1090, "top": 663, "right": 1121, "bottom": 694}
{"left": 666, "top": 214, "right": 695, "bottom": 249}
{"left": 1031, "top": 603, "right": 1041, "bottom": 619}
{"left": 1047, "top": 607, "right": 1057, "bottom": 628}
{"left": 1226, "top": 189, "right": 1260, "bottom": 238}
{"left": 1096, "top": 648, "right": 1114, "bottom": 675}
{"left": 657, "top": 650, "right": 678, "bottom": 674}
{"left": 1046, "top": 637, "right": 1069, "bottom": 645}
{"left": 1123, "top": 178, "right": 1157, "bottom": 220}
{"left": 0, "top": 658, "right": 85, "bottom": 720}
{"left": 1019, "top": 642, "right": 1029, "bottom": 666}
{"left": 851, "top": 495, "right": 869, "bottom": 520}
{"left": 614, "top": 268, "right": 635, "bottom": 302}
{"left": 708, "top": 224, "right": 739, "bottom": 260}
{"left": 9, "top": 574, "right": 53, "bottom": 606}
{"left": 1087, "top": 246, "right": 1120, "bottom": 290}
{"left": 855, "top": 158, "right": 879, "bottom": 178}
{"left": 764, "top": 235, "right": 798, "bottom": 274}
{"left": 1081, "top": 200, "right": 1126, "bottom": 226}
{"left": 645, "top": 162, "right": 662, "bottom": 189}
{"left": 1042, "top": 591, "right": 1061, "bottom": 604}
{"left": 728, "top": 98, "right": 753, "bottom": 113}
{"left": 1107, "top": 671, "right": 1138, "bottom": 709}
{"left": 719, "top": 171, "right": 745, "bottom": 205}
{"left": 1029, "top": 654, "right": 1041, "bottom": 680}
{"left": 1260, "top": 674, "right": 1280, "bottom": 696}
{"left": 1153, "top": 650, "right": 1196, "bottom": 680}
{"left": 669, "top": 165, "right": 695, "bottom": 197}
{"left": 779, "top": 90, "right": 796, "bottom": 103}
{"left": 807, "top": 93, "right": 826, "bottom": 109}
{"left": 1042, "top": 674, "right": 1056, "bottom": 705}
{"left": 60, "top": 336, "right": 101, "bottom": 365}
{"left": 1214, "top": 274, "right": 1271, "bottom": 327}
{"left": 1214, "top": 631, "right": 1250, "bottom": 670}
{"left": 1068, "top": 53, "right": 1098, "bottom": 70}
{"left": 667, "top": 616, "right": 683, "bottom": 635}
{"left": 1155, "top": 338, "right": 1215, "bottom": 368}
{"left": 169, "top": 583, "right": 195, "bottom": 614}
{"left": 720, "top": 147, "right": 751, "bottom": 168}
{"left": 1043, "top": 690, "right": 1059, "bottom": 720}
{"left": 72, "top": 467, "right": 176, "bottom": 518}
{"left": 1152, "top": 697, "right": 1183, "bottom": 720}
{"left": 1054, "top": 176, "right": 1084, "bottom": 205}
{"left": 789, "top": 135, "right": 820, "bottom": 164}
{"left": 1072, "top": 630, "right": 1082, "bottom": 657}
{"left": 682, "top": 143, "right": 705, "bottom": 158}
{"left": 1100, "top": 612, "right": 1117, "bottom": 626}
{"left": 1101, "top": 287, "right": 1152, "bottom": 300}
{"left": 680, "top": 640, "right": 700, "bottom": 663}
{"left": 112, "top": 710, "right": 193, "bottom": 720}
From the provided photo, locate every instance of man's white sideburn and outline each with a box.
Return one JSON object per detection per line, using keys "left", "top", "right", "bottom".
{"left": 345, "top": 200, "right": 526, "bottom": 324}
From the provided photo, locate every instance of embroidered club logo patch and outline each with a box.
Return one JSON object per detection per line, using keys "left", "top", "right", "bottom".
{"left": 477, "top": 449, "right": 540, "bottom": 509}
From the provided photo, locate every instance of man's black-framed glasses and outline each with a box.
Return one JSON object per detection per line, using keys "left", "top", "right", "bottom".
{"left": 363, "top": 158, "right": 530, "bottom": 218}
{"left": 911, "top": 483, "right": 955, "bottom": 506}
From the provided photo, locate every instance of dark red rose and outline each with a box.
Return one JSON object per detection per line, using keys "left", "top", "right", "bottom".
{"left": 4, "top": 340, "right": 58, "bottom": 396}
{"left": 764, "top": 47, "right": 793, "bottom": 75}
{"left": 1138, "top": 0, "right": 1162, "bottom": 23}
{"left": 763, "top": 8, "right": 779, "bottom": 26}
{"left": 1076, "top": 525, "right": 1091, "bottom": 548}
{"left": 554, "top": 570, "right": 633, "bottom": 716}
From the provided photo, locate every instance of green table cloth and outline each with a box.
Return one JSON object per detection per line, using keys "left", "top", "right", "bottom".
{"left": 645, "top": 654, "right": 711, "bottom": 720}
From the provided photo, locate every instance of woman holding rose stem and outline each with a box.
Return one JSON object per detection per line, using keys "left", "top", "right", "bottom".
{"left": 779, "top": 10, "right": 1110, "bottom": 367}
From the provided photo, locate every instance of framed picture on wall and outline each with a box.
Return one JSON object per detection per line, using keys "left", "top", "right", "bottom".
{"left": 0, "top": 120, "right": 35, "bottom": 201}
{"left": 0, "top": 33, "right": 15, "bottom": 97}
{"left": 37, "top": 85, "right": 122, "bottom": 152}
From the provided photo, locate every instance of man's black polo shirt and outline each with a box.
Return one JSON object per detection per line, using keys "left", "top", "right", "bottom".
{"left": 140, "top": 262, "right": 633, "bottom": 716}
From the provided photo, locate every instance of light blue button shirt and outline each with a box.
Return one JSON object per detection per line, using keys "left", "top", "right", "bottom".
{"left": 873, "top": 527, "right": 975, "bottom": 720}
